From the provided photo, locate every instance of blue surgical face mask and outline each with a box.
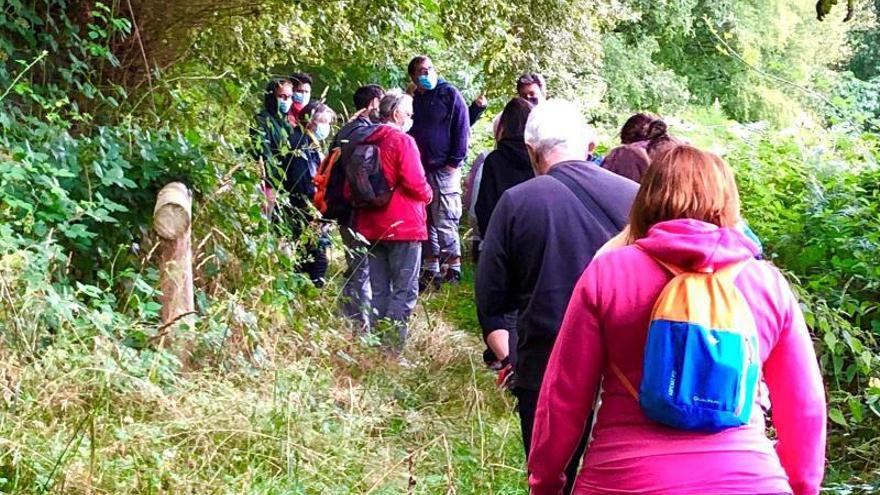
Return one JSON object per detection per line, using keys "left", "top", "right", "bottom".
{"left": 277, "top": 98, "right": 292, "bottom": 114}
{"left": 292, "top": 91, "right": 310, "bottom": 105}
{"left": 314, "top": 123, "right": 331, "bottom": 141}
{"left": 418, "top": 73, "right": 438, "bottom": 90}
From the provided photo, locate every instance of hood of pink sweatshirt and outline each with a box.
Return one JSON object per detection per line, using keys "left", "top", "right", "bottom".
{"left": 634, "top": 219, "right": 760, "bottom": 273}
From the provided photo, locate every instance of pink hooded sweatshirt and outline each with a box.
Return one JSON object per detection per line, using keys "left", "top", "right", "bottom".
{"left": 528, "top": 219, "right": 826, "bottom": 495}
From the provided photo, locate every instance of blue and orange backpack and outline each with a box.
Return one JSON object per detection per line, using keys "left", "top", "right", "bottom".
{"left": 611, "top": 254, "right": 761, "bottom": 432}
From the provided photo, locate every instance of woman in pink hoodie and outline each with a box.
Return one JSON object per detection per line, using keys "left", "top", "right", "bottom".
{"left": 528, "top": 146, "right": 826, "bottom": 495}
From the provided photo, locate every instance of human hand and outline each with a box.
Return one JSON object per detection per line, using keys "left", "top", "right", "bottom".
{"left": 496, "top": 360, "right": 515, "bottom": 390}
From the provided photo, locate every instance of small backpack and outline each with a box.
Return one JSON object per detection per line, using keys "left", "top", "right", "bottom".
{"left": 611, "top": 255, "right": 761, "bottom": 432}
{"left": 343, "top": 131, "right": 392, "bottom": 209}
{"left": 312, "top": 124, "right": 382, "bottom": 218}
{"left": 312, "top": 146, "right": 344, "bottom": 219}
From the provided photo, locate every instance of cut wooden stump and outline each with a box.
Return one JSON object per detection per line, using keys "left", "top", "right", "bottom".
{"left": 154, "top": 182, "right": 193, "bottom": 327}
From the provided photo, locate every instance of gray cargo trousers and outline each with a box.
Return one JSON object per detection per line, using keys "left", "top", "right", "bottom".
{"left": 425, "top": 166, "right": 462, "bottom": 263}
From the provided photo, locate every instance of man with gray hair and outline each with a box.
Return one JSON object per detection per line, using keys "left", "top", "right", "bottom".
{"left": 352, "top": 89, "right": 433, "bottom": 355}
{"left": 475, "top": 100, "right": 638, "bottom": 493}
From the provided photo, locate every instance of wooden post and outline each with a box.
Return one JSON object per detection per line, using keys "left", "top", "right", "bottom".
{"left": 154, "top": 182, "right": 193, "bottom": 326}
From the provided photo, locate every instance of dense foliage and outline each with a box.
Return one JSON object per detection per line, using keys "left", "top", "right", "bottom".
{"left": 1, "top": 0, "right": 880, "bottom": 492}
{"left": 677, "top": 110, "right": 880, "bottom": 477}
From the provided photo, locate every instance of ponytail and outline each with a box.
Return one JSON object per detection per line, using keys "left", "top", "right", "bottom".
{"left": 645, "top": 119, "right": 668, "bottom": 141}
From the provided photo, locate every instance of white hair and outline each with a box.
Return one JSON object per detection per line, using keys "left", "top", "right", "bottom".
{"left": 524, "top": 99, "right": 595, "bottom": 158}
{"left": 379, "top": 89, "right": 412, "bottom": 121}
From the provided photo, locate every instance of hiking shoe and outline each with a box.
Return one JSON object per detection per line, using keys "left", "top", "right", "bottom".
{"left": 419, "top": 270, "right": 441, "bottom": 293}
{"left": 443, "top": 269, "right": 462, "bottom": 285}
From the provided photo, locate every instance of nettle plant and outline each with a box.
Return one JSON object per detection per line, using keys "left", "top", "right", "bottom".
{"left": 730, "top": 128, "right": 880, "bottom": 474}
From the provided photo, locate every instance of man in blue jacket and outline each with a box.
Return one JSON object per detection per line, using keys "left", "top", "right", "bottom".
{"left": 407, "top": 55, "right": 470, "bottom": 289}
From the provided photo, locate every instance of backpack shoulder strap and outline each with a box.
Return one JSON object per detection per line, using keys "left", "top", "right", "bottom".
{"left": 609, "top": 361, "right": 639, "bottom": 401}
{"left": 713, "top": 259, "right": 751, "bottom": 285}
{"left": 550, "top": 167, "right": 619, "bottom": 234}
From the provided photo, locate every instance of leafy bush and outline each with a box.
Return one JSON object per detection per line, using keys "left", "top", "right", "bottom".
{"left": 725, "top": 122, "right": 880, "bottom": 475}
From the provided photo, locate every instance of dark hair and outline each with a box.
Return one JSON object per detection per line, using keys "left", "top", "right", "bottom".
{"left": 644, "top": 120, "right": 682, "bottom": 158}
{"left": 620, "top": 112, "right": 662, "bottom": 144}
{"left": 602, "top": 144, "right": 651, "bottom": 184}
{"left": 516, "top": 73, "right": 545, "bottom": 92}
{"left": 264, "top": 78, "right": 292, "bottom": 113}
{"left": 498, "top": 97, "right": 534, "bottom": 141}
{"left": 407, "top": 55, "right": 429, "bottom": 76}
{"left": 289, "top": 72, "right": 313, "bottom": 89}
{"left": 353, "top": 84, "right": 384, "bottom": 110}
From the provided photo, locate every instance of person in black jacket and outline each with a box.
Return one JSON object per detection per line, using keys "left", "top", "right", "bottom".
{"left": 252, "top": 78, "right": 294, "bottom": 175}
{"left": 331, "top": 84, "right": 384, "bottom": 328}
{"left": 474, "top": 97, "right": 535, "bottom": 238}
{"left": 475, "top": 99, "right": 638, "bottom": 495}
{"left": 281, "top": 101, "right": 336, "bottom": 287}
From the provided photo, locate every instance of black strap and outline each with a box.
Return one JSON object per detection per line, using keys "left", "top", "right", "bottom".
{"left": 550, "top": 166, "right": 620, "bottom": 234}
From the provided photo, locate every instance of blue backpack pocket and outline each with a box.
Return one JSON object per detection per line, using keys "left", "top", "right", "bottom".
{"left": 640, "top": 320, "right": 758, "bottom": 432}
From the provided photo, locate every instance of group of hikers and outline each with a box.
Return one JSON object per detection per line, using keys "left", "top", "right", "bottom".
{"left": 253, "top": 56, "right": 827, "bottom": 495}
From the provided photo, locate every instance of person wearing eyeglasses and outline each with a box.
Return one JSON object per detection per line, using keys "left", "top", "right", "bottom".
{"left": 352, "top": 90, "right": 433, "bottom": 356}
{"left": 406, "top": 55, "right": 470, "bottom": 289}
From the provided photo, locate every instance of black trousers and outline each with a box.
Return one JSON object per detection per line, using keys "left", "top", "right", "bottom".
{"left": 515, "top": 387, "right": 590, "bottom": 495}
{"left": 298, "top": 244, "right": 328, "bottom": 287}
{"left": 280, "top": 206, "right": 330, "bottom": 288}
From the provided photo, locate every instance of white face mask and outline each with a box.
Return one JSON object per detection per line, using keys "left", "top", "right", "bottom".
{"left": 314, "top": 122, "right": 331, "bottom": 141}
{"left": 401, "top": 118, "right": 413, "bottom": 133}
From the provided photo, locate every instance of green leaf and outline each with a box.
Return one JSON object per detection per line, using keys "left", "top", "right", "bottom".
{"left": 848, "top": 398, "right": 864, "bottom": 423}
{"left": 828, "top": 407, "right": 848, "bottom": 428}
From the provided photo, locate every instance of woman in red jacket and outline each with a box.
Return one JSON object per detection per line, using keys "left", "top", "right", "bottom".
{"left": 529, "top": 146, "right": 826, "bottom": 495}
{"left": 353, "top": 89, "right": 433, "bottom": 354}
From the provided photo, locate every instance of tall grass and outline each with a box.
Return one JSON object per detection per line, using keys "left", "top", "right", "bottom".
{"left": 0, "top": 244, "right": 527, "bottom": 494}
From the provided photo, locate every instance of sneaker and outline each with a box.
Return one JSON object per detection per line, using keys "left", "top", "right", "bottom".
{"left": 443, "top": 269, "right": 462, "bottom": 284}
{"left": 419, "top": 270, "right": 441, "bottom": 293}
